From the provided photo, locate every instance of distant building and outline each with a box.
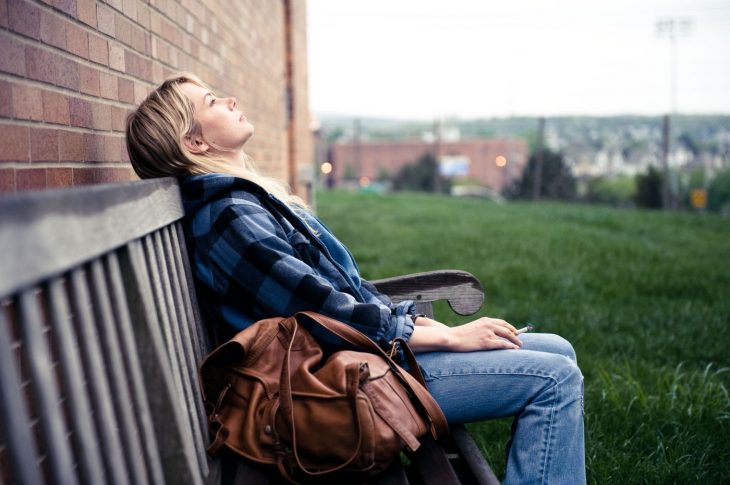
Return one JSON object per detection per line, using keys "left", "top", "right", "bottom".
{"left": 329, "top": 138, "right": 529, "bottom": 194}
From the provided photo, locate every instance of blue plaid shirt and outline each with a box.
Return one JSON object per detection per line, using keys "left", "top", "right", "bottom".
{"left": 179, "top": 173, "right": 416, "bottom": 351}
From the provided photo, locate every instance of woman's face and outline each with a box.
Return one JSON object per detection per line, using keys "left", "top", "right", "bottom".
{"left": 179, "top": 82, "right": 254, "bottom": 153}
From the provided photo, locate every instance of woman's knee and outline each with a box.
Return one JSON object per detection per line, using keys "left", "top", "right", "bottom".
{"left": 521, "top": 333, "right": 578, "bottom": 363}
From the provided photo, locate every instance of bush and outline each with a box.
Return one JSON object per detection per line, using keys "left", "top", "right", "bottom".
{"left": 507, "top": 149, "right": 577, "bottom": 200}
{"left": 392, "top": 153, "right": 451, "bottom": 194}
{"left": 634, "top": 165, "right": 664, "bottom": 209}
{"left": 583, "top": 175, "right": 636, "bottom": 207}
{"left": 708, "top": 168, "right": 730, "bottom": 212}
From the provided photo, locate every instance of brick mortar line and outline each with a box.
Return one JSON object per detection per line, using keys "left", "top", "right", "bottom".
{"left": 1, "top": 162, "right": 131, "bottom": 169}
{"left": 0, "top": 118, "right": 127, "bottom": 136}
{"left": 0, "top": 72, "right": 138, "bottom": 111}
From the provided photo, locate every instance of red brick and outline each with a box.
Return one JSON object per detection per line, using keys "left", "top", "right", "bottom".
{"left": 151, "top": 61, "right": 163, "bottom": 83}
{"left": 12, "top": 84, "right": 43, "bottom": 121}
{"left": 83, "top": 133, "right": 104, "bottom": 161}
{"left": 25, "top": 45, "right": 55, "bottom": 84}
{"left": 106, "top": 0, "right": 121, "bottom": 11}
{"left": 104, "top": 135, "right": 121, "bottom": 161}
{"left": 42, "top": 90, "right": 70, "bottom": 125}
{"left": 91, "top": 102, "right": 111, "bottom": 130}
{"left": 125, "top": 49, "right": 151, "bottom": 81}
{"left": 133, "top": 81, "right": 147, "bottom": 103}
{"left": 122, "top": 0, "right": 135, "bottom": 20}
{"left": 96, "top": 167, "right": 131, "bottom": 183}
{"left": 69, "top": 97, "right": 92, "bottom": 128}
{"left": 0, "top": 169, "right": 15, "bottom": 192}
{"left": 149, "top": 9, "right": 161, "bottom": 36}
{"left": 121, "top": 141, "right": 130, "bottom": 162}
{"left": 115, "top": 13, "right": 131, "bottom": 47}
{"left": 0, "top": 34, "right": 26, "bottom": 76}
{"left": 52, "top": 0, "right": 76, "bottom": 17}
{"left": 88, "top": 33, "right": 108, "bottom": 65}
{"left": 109, "top": 42, "right": 125, "bottom": 71}
{"left": 40, "top": 9, "right": 65, "bottom": 50}
{"left": 65, "top": 22, "right": 88, "bottom": 58}
{"left": 79, "top": 64, "right": 100, "bottom": 96}
{"left": 76, "top": 0, "right": 95, "bottom": 28}
{"left": 0, "top": 80, "right": 12, "bottom": 117}
{"left": 117, "top": 77, "right": 134, "bottom": 103}
{"left": 72, "top": 167, "right": 95, "bottom": 185}
{"left": 137, "top": 2, "right": 149, "bottom": 30}
{"left": 0, "top": 125, "right": 29, "bottom": 161}
{"left": 111, "top": 106, "right": 127, "bottom": 132}
{"left": 30, "top": 127, "right": 59, "bottom": 162}
{"left": 58, "top": 130, "right": 84, "bottom": 161}
{"left": 8, "top": 0, "right": 40, "bottom": 40}
{"left": 55, "top": 56, "right": 79, "bottom": 91}
{"left": 0, "top": 0, "right": 8, "bottom": 28}
{"left": 99, "top": 71, "right": 118, "bottom": 100}
{"left": 16, "top": 168, "right": 47, "bottom": 190}
{"left": 96, "top": 4, "right": 114, "bottom": 36}
{"left": 46, "top": 167, "right": 72, "bottom": 188}
{"left": 129, "top": 23, "right": 145, "bottom": 54}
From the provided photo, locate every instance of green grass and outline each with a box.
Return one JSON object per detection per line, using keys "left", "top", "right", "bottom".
{"left": 315, "top": 189, "right": 730, "bottom": 484}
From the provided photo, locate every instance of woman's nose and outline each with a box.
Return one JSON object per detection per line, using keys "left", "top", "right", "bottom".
{"left": 228, "top": 97, "right": 237, "bottom": 110}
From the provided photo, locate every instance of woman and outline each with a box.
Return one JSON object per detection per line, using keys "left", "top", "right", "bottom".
{"left": 126, "top": 73, "right": 586, "bottom": 484}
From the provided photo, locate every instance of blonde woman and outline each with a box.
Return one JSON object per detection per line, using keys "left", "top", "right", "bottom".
{"left": 126, "top": 74, "right": 586, "bottom": 484}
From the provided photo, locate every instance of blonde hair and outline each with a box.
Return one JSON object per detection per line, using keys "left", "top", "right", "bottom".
{"left": 125, "top": 73, "right": 311, "bottom": 213}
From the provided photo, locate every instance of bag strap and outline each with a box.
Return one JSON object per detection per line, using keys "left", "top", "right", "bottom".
{"left": 277, "top": 319, "right": 368, "bottom": 479}
{"left": 295, "top": 311, "right": 449, "bottom": 440}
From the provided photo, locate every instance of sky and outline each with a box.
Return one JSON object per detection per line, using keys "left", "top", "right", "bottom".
{"left": 306, "top": 0, "right": 730, "bottom": 120}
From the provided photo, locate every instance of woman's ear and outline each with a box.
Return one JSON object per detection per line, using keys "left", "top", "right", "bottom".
{"left": 183, "top": 135, "right": 210, "bottom": 154}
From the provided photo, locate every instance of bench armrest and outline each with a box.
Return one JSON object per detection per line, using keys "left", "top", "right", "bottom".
{"left": 370, "top": 270, "right": 484, "bottom": 316}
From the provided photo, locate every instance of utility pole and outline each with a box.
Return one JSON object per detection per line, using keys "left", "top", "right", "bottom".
{"left": 433, "top": 117, "right": 442, "bottom": 193}
{"left": 656, "top": 17, "right": 693, "bottom": 210}
{"left": 532, "top": 117, "right": 545, "bottom": 201}
{"left": 353, "top": 118, "right": 362, "bottom": 182}
{"left": 661, "top": 115, "right": 670, "bottom": 209}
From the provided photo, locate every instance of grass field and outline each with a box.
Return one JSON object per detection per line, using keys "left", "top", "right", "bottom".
{"left": 315, "top": 189, "right": 730, "bottom": 484}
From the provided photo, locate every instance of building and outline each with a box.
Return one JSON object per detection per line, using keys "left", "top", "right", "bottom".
{"left": 329, "top": 137, "right": 529, "bottom": 194}
{"left": 0, "top": 0, "right": 312, "bottom": 197}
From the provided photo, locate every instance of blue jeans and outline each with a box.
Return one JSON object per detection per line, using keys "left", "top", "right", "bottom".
{"left": 415, "top": 333, "right": 586, "bottom": 485}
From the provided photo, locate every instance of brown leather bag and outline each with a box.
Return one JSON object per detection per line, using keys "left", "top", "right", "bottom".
{"left": 199, "top": 311, "right": 449, "bottom": 482}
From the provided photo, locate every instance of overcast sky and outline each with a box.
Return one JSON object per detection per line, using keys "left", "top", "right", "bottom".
{"left": 306, "top": 0, "right": 730, "bottom": 120}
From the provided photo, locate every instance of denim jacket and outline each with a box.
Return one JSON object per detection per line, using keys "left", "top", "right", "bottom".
{"left": 179, "top": 173, "right": 416, "bottom": 350}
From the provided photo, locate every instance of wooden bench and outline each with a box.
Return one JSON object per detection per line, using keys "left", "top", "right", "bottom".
{"left": 0, "top": 177, "right": 500, "bottom": 485}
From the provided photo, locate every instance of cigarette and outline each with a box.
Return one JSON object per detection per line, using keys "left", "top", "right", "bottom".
{"left": 516, "top": 325, "right": 533, "bottom": 335}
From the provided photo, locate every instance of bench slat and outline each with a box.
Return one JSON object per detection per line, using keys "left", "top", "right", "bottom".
{"left": 47, "top": 278, "right": 107, "bottom": 485}
{"left": 145, "top": 232, "right": 210, "bottom": 476}
{"left": 18, "top": 290, "right": 79, "bottom": 484}
{"left": 123, "top": 240, "right": 203, "bottom": 485}
{"left": 89, "top": 259, "right": 152, "bottom": 484}
{"left": 161, "top": 226, "right": 210, "bottom": 452}
{"left": 168, "top": 223, "right": 207, "bottom": 363}
{"left": 0, "top": 178, "right": 184, "bottom": 299}
{"left": 0, "top": 305, "right": 44, "bottom": 485}
{"left": 105, "top": 252, "right": 167, "bottom": 485}
{"left": 69, "top": 267, "right": 131, "bottom": 484}
{"left": 450, "top": 426, "right": 500, "bottom": 485}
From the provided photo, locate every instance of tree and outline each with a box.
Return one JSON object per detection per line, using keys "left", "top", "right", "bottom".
{"left": 634, "top": 165, "right": 664, "bottom": 209}
{"left": 392, "top": 153, "right": 451, "bottom": 193}
{"left": 508, "top": 149, "right": 576, "bottom": 200}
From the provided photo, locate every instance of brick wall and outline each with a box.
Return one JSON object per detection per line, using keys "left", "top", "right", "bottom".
{"left": 0, "top": 0, "right": 312, "bottom": 196}
{"left": 331, "top": 138, "right": 530, "bottom": 194}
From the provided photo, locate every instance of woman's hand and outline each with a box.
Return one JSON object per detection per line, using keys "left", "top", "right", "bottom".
{"left": 408, "top": 317, "right": 522, "bottom": 352}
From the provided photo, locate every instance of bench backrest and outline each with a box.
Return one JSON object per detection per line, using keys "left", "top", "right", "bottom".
{"left": 0, "top": 178, "right": 218, "bottom": 485}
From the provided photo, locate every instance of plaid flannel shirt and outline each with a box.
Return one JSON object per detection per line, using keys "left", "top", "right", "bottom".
{"left": 179, "top": 173, "right": 416, "bottom": 351}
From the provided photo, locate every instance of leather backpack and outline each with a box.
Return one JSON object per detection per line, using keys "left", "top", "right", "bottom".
{"left": 199, "top": 311, "right": 449, "bottom": 483}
